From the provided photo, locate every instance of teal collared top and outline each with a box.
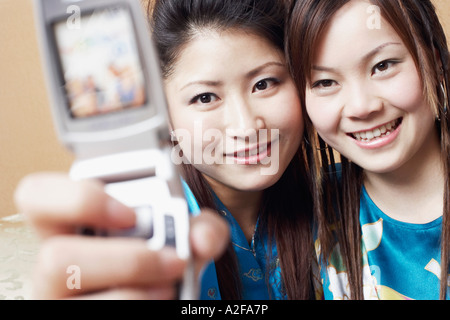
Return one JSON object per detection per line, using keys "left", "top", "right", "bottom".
{"left": 182, "top": 181, "right": 285, "bottom": 300}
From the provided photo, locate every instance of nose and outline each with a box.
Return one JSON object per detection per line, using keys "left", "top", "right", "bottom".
{"left": 225, "top": 95, "right": 266, "bottom": 139}
{"left": 342, "top": 82, "right": 383, "bottom": 119}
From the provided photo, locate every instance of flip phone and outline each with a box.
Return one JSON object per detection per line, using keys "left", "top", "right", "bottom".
{"left": 34, "top": 0, "right": 196, "bottom": 299}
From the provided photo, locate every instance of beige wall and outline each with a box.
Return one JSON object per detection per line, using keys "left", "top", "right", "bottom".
{"left": 0, "top": 0, "right": 449, "bottom": 218}
{"left": 0, "top": 0, "right": 74, "bottom": 218}
{"left": 435, "top": 0, "right": 450, "bottom": 41}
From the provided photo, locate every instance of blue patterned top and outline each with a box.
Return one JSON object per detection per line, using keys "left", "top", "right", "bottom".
{"left": 317, "top": 186, "right": 448, "bottom": 300}
{"left": 182, "top": 181, "right": 285, "bottom": 300}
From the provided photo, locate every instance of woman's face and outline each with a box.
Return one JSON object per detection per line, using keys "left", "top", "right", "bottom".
{"left": 305, "top": 0, "right": 437, "bottom": 174}
{"left": 165, "top": 29, "right": 303, "bottom": 192}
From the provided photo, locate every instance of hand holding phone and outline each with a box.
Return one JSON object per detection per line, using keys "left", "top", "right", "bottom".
{"left": 34, "top": 0, "right": 196, "bottom": 299}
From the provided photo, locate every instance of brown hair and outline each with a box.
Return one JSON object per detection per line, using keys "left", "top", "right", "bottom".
{"left": 148, "top": 0, "right": 314, "bottom": 299}
{"left": 287, "top": 0, "right": 450, "bottom": 299}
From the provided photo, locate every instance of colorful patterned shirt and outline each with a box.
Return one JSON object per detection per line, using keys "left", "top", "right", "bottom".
{"left": 317, "top": 186, "right": 448, "bottom": 300}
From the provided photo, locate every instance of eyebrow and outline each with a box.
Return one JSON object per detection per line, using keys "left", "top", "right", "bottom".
{"left": 180, "top": 80, "right": 223, "bottom": 91}
{"left": 245, "top": 61, "right": 285, "bottom": 79}
{"left": 312, "top": 42, "right": 402, "bottom": 73}
{"left": 180, "top": 61, "right": 285, "bottom": 91}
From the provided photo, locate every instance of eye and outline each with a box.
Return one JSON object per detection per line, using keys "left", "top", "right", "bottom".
{"left": 311, "top": 79, "right": 337, "bottom": 89}
{"left": 372, "top": 60, "right": 398, "bottom": 75}
{"left": 255, "top": 80, "right": 268, "bottom": 91}
{"left": 252, "top": 78, "right": 280, "bottom": 93}
{"left": 189, "top": 93, "right": 219, "bottom": 105}
{"left": 309, "top": 79, "right": 340, "bottom": 96}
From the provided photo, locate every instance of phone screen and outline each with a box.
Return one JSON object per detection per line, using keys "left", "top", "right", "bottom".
{"left": 53, "top": 6, "right": 147, "bottom": 119}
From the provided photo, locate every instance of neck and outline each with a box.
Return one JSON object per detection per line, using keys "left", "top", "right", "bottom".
{"left": 364, "top": 131, "right": 444, "bottom": 224}
{"left": 203, "top": 175, "right": 263, "bottom": 243}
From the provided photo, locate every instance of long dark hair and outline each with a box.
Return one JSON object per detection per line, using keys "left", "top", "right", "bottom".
{"left": 147, "top": 0, "right": 314, "bottom": 299}
{"left": 287, "top": 0, "right": 450, "bottom": 299}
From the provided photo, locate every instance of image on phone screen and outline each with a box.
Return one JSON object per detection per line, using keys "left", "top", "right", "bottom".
{"left": 53, "top": 6, "right": 146, "bottom": 119}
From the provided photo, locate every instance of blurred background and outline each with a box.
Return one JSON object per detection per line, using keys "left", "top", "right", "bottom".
{"left": 0, "top": 0, "right": 449, "bottom": 218}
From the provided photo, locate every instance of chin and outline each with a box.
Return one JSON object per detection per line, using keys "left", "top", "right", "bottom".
{"left": 351, "top": 156, "right": 405, "bottom": 175}
{"left": 236, "top": 174, "right": 282, "bottom": 192}
{"left": 199, "top": 163, "right": 286, "bottom": 193}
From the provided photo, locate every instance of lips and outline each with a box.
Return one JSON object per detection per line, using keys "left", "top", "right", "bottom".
{"left": 224, "top": 140, "right": 274, "bottom": 165}
{"left": 349, "top": 118, "right": 403, "bottom": 142}
{"left": 226, "top": 143, "right": 270, "bottom": 158}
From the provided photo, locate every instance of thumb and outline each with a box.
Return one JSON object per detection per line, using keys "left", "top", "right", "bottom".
{"left": 189, "top": 209, "right": 229, "bottom": 272}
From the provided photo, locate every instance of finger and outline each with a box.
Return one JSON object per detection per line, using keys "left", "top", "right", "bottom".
{"left": 33, "top": 236, "right": 186, "bottom": 299}
{"left": 68, "top": 286, "right": 176, "bottom": 300}
{"left": 15, "top": 173, "right": 136, "bottom": 238}
{"left": 189, "top": 209, "right": 229, "bottom": 274}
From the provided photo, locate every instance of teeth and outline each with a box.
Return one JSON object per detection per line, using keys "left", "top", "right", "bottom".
{"left": 249, "top": 148, "right": 258, "bottom": 156}
{"left": 352, "top": 119, "right": 399, "bottom": 142}
{"left": 259, "top": 144, "right": 268, "bottom": 153}
{"left": 373, "top": 128, "right": 381, "bottom": 138}
{"left": 387, "top": 122, "right": 392, "bottom": 130}
{"left": 235, "top": 143, "right": 269, "bottom": 157}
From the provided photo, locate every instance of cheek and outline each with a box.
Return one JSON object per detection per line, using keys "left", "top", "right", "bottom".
{"left": 172, "top": 112, "right": 225, "bottom": 162}
{"left": 305, "top": 94, "right": 340, "bottom": 140}
{"left": 165, "top": 97, "right": 196, "bottom": 159}
{"left": 382, "top": 71, "right": 424, "bottom": 113}
{"left": 270, "top": 90, "right": 304, "bottom": 136}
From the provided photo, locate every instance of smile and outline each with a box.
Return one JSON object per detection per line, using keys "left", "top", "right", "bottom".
{"left": 347, "top": 118, "right": 403, "bottom": 150}
{"left": 349, "top": 118, "right": 403, "bottom": 142}
{"left": 224, "top": 140, "right": 274, "bottom": 164}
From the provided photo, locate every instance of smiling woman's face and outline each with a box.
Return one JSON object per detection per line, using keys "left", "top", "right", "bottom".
{"left": 164, "top": 29, "right": 303, "bottom": 193}
{"left": 305, "top": 0, "right": 437, "bottom": 174}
